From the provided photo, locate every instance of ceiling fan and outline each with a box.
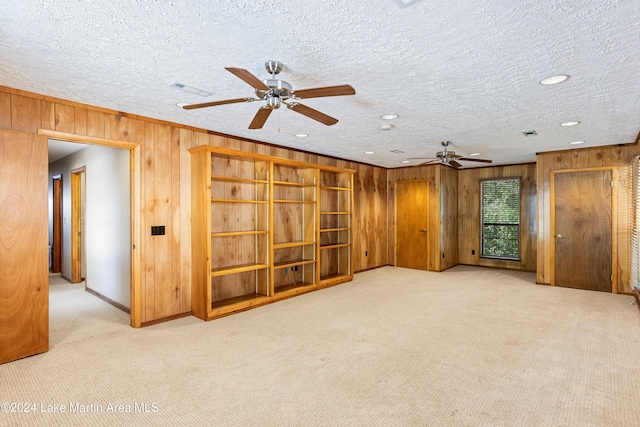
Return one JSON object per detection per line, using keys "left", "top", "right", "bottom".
{"left": 182, "top": 60, "right": 356, "bottom": 129}
{"left": 408, "top": 141, "right": 492, "bottom": 169}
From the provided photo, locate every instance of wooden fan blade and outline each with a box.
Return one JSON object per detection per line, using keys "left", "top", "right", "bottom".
{"left": 183, "top": 98, "right": 251, "bottom": 110}
{"left": 248, "top": 107, "right": 272, "bottom": 129}
{"left": 293, "top": 84, "right": 356, "bottom": 99}
{"left": 225, "top": 67, "right": 270, "bottom": 91}
{"left": 449, "top": 160, "right": 463, "bottom": 169}
{"left": 457, "top": 157, "right": 493, "bottom": 163}
{"left": 288, "top": 103, "right": 338, "bottom": 126}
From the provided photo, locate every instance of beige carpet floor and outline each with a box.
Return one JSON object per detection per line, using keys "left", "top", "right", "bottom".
{"left": 1, "top": 266, "right": 640, "bottom": 426}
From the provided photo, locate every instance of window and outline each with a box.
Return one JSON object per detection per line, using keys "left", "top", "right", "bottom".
{"left": 481, "top": 178, "right": 520, "bottom": 260}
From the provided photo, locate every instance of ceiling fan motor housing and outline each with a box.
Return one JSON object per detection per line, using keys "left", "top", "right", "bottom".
{"left": 256, "top": 79, "right": 292, "bottom": 109}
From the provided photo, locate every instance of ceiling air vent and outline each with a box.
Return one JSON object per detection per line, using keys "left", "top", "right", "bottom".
{"left": 522, "top": 130, "right": 538, "bottom": 137}
{"left": 170, "top": 82, "right": 213, "bottom": 97}
{"left": 390, "top": 150, "right": 405, "bottom": 154}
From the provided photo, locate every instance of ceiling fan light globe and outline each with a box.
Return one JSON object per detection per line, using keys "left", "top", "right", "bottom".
{"left": 266, "top": 95, "right": 281, "bottom": 109}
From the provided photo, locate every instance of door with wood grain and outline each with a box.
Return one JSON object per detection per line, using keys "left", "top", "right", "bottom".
{"left": 0, "top": 129, "right": 49, "bottom": 364}
{"left": 553, "top": 170, "right": 612, "bottom": 292}
{"left": 396, "top": 180, "right": 429, "bottom": 270}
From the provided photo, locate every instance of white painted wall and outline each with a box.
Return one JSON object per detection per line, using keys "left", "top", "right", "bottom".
{"left": 48, "top": 144, "right": 130, "bottom": 309}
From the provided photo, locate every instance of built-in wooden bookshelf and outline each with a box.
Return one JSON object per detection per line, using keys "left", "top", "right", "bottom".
{"left": 190, "top": 146, "right": 354, "bottom": 321}
{"left": 318, "top": 170, "right": 353, "bottom": 286}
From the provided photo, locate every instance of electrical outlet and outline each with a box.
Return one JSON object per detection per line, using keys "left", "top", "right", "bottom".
{"left": 151, "top": 226, "right": 165, "bottom": 236}
{"left": 284, "top": 267, "right": 288, "bottom": 274}
{"left": 472, "top": 249, "right": 475, "bottom": 255}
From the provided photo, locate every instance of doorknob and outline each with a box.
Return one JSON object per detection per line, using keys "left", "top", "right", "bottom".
{"left": 419, "top": 229, "right": 426, "bottom": 233}
{"left": 555, "top": 234, "right": 563, "bottom": 238}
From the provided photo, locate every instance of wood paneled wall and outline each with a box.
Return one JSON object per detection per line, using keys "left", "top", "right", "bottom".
{"left": 458, "top": 163, "right": 537, "bottom": 271}
{"left": 387, "top": 164, "right": 457, "bottom": 271}
{"left": 0, "top": 86, "right": 388, "bottom": 325}
{"left": 440, "top": 164, "right": 459, "bottom": 270}
{"left": 537, "top": 145, "right": 638, "bottom": 292}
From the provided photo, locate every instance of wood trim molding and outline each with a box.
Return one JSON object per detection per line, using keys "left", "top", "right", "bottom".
{"left": 140, "top": 312, "right": 191, "bottom": 327}
{"left": 38, "top": 129, "right": 143, "bottom": 328}
{"left": 536, "top": 142, "right": 638, "bottom": 157}
{"left": 85, "top": 287, "right": 130, "bottom": 314}
{"left": 39, "top": 129, "right": 138, "bottom": 150}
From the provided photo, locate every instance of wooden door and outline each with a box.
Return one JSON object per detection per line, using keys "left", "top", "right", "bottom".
{"left": 396, "top": 180, "right": 429, "bottom": 270}
{"left": 71, "top": 166, "right": 86, "bottom": 283}
{"left": 51, "top": 176, "right": 62, "bottom": 273}
{"left": 553, "top": 170, "right": 612, "bottom": 292}
{"left": 0, "top": 129, "right": 49, "bottom": 364}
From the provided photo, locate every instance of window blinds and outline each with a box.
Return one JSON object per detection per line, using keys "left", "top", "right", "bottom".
{"left": 480, "top": 178, "right": 521, "bottom": 259}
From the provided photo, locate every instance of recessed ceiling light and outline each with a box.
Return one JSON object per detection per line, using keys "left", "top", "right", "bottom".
{"left": 365, "top": 151, "right": 375, "bottom": 155}
{"left": 295, "top": 133, "right": 308, "bottom": 138}
{"left": 176, "top": 102, "right": 190, "bottom": 108}
{"left": 560, "top": 121, "right": 581, "bottom": 127}
{"left": 380, "top": 124, "right": 393, "bottom": 130}
{"left": 381, "top": 114, "right": 398, "bottom": 120}
{"left": 540, "top": 74, "right": 570, "bottom": 85}
{"left": 402, "top": 160, "right": 411, "bottom": 164}
{"left": 570, "top": 140, "right": 585, "bottom": 145}
{"left": 469, "top": 153, "right": 480, "bottom": 156}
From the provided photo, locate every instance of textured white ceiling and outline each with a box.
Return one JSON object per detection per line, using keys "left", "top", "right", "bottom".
{"left": 2, "top": 0, "right": 639, "bottom": 168}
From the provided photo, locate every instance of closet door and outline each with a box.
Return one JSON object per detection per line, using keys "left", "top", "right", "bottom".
{"left": 0, "top": 129, "right": 49, "bottom": 364}
{"left": 553, "top": 170, "right": 612, "bottom": 292}
{"left": 395, "top": 180, "right": 429, "bottom": 270}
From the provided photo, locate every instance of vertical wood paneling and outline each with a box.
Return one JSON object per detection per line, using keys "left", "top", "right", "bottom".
{"left": 142, "top": 122, "right": 155, "bottom": 322}
{"left": 11, "top": 94, "right": 40, "bottom": 133}
{"left": 0, "top": 92, "right": 11, "bottom": 129}
{"left": 571, "top": 149, "right": 589, "bottom": 169}
{"left": 440, "top": 165, "right": 458, "bottom": 270}
{"left": 543, "top": 154, "right": 554, "bottom": 283}
{"left": 105, "top": 114, "right": 129, "bottom": 141}
{"left": 353, "top": 164, "right": 387, "bottom": 271}
{"left": 179, "top": 129, "right": 196, "bottom": 313}
{"left": 588, "top": 148, "right": 604, "bottom": 168}
{"left": 40, "top": 101, "right": 55, "bottom": 131}
{"left": 1, "top": 86, "right": 389, "bottom": 325}
{"left": 170, "top": 127, "right": 181, "bottom": 314}
{"left": 74, "top": 107, "right": 87, "bottom": 135}
{"left": 54, "top": 103, "right": 75, "bottom": 134}
{"left": 153, "top": 124, "right": 173, "bottom": 318}
{"left": 537, "top": 145, "right": 637, "bottom": 292}
{"left": 457, "top": 163, "right": 536, "bottom": 271}
{"left": 86, "top": 110, "right": 105, "bottom": 138}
